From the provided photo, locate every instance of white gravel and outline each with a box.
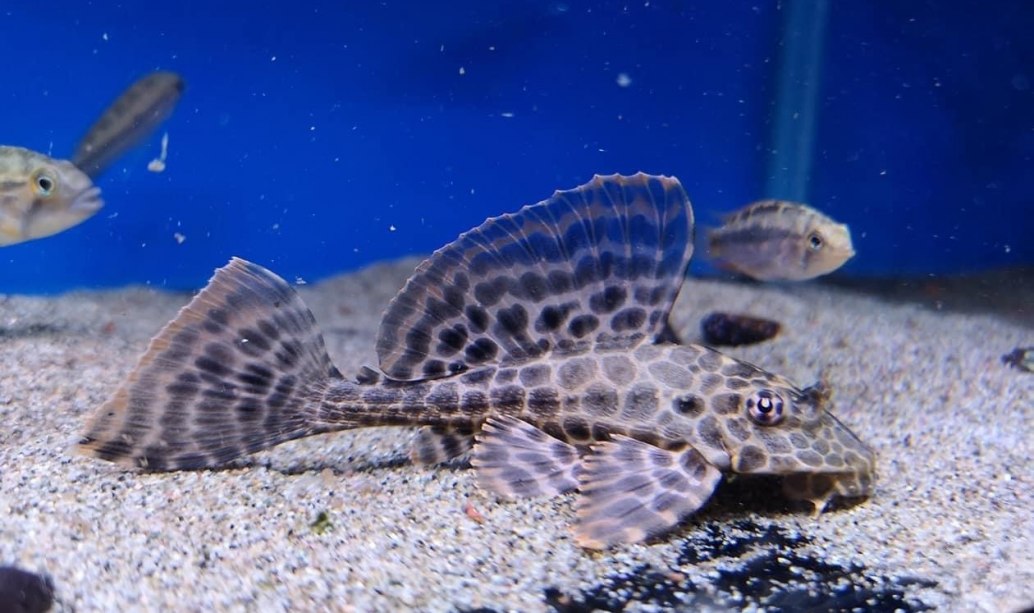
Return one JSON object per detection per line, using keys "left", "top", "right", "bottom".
{"left": 1, "top": 258, "right": 1031, "bottom": 612}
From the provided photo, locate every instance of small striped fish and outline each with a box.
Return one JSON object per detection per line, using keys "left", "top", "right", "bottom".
{"left": 72, "top": 71, "right": 185, "bottom": 179}
{"left": 708, "top": 199, "right": 855, "bottom": 281}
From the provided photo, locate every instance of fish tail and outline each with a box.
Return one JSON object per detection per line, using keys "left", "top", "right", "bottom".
{"left": 77, "top": 258, "right": 343, "bottom": 471}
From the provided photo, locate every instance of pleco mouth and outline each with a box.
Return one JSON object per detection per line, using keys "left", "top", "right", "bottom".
{"left": 72, "top": 186, "right": 104, "bottom": 213}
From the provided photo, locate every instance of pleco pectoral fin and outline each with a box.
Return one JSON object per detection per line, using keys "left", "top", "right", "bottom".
{"left": 471, "top": 415, "right": 580, "bottom": 498}
{"left": 410, "top": 425, "right": 475, "bottom": 465}
{"left": 575, "top": 436, "right": 722, "bottom": 549}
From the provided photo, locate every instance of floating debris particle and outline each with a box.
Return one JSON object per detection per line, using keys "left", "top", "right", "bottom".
{"left": 0, "top": 565, "right": 54, "bottom": 613}
{"left": 148, "top": 132, "right": 170, "bottom": 173}
{"left": 173, "top": 232, "right": 186, "bottom": 244}
{"left": 1001, "top": 347, "right": 1034, "bottom": 373}
{"left": 310, "top": 510, "right": 333, "bottom": 534}
{"left": 701, "top": 312, "right": 781, "bottom": 347}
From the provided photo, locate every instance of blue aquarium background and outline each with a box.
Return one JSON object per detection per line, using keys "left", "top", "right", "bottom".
{"left": 1, "top": 0, "right": 1031, "bottom": 293}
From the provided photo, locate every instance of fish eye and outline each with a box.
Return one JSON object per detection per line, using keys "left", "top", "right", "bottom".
{"left": 746, "top": 389, "right": 785, "bottom": 426}
{"left": 33, "top": 172, "right": 56, "bottom": 197}
{"left": 807, "top": 232, "right": 823, "bottom": 251}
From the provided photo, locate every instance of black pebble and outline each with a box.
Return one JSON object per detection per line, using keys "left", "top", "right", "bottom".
{"left": 701, "top": 312, "right": 781, "bottom": 346}
{"left": 1001, "top": 347, "right": 1033, "bottom": 373}
{"left": 0, "top": 566, "right": 54, "bottom": 613}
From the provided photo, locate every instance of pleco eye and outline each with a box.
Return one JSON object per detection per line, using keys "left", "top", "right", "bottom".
{"left": 807, "top": 232, "right": 823, "bottom": 251}
{"left": 746, "top": 389, "right": 785, "bottom": 425}
{"left": 34, "top": 173, "right": 56, "bottom": 196}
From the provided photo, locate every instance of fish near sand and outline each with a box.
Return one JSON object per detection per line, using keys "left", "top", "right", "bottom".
{"left": 77, "top": 173, "right": 876, "bottom": 549}
{"left": 0, "top": 146, "right": 103, "bottom": 246}
{"left": 708, "top": 199, "right": 855, "bottom": 281}
{"left": 72, "top": 71, "right": 185, "bottom": 179}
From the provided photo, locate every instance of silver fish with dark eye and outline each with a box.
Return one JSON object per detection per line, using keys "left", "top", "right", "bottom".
{"left": 0, "top": 146, "right": 103, "bottom": 246}
{"left": 708, "top": 199, "right": 855, "bottom": 281}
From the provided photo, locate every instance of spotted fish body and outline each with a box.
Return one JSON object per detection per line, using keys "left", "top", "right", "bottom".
{"left": 0, "top": 146, "right": 103, "bottom": 246}
{"left": 708, "top": 199, "right": 855, "bottom": 281}
{"left": 78, "top": 174, "right": 876, "bottom": 549}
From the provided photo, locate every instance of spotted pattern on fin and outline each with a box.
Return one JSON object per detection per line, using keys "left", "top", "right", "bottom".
{"left": 575, "top": 435, "right": 722, "bottom": 549}
{"left": 411, "top": 425, "right": 475, "bottom": 465}
{"left": 376, "top": 173, "right": 694, "bottom": 381}
{"left": 472, "top": 415, "right": 581, "bottom": 498}
{"left": 76, "top": 258, "right": 340, "bottom": 470}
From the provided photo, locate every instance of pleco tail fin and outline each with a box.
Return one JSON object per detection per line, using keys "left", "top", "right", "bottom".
{"left": 77, "top": 258, "right": 342, "bottom": 471}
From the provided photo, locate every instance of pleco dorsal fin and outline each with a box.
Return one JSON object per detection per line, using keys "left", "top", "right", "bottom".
{"left": 376, "top": 173, "right": 694, "bottom": 381}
